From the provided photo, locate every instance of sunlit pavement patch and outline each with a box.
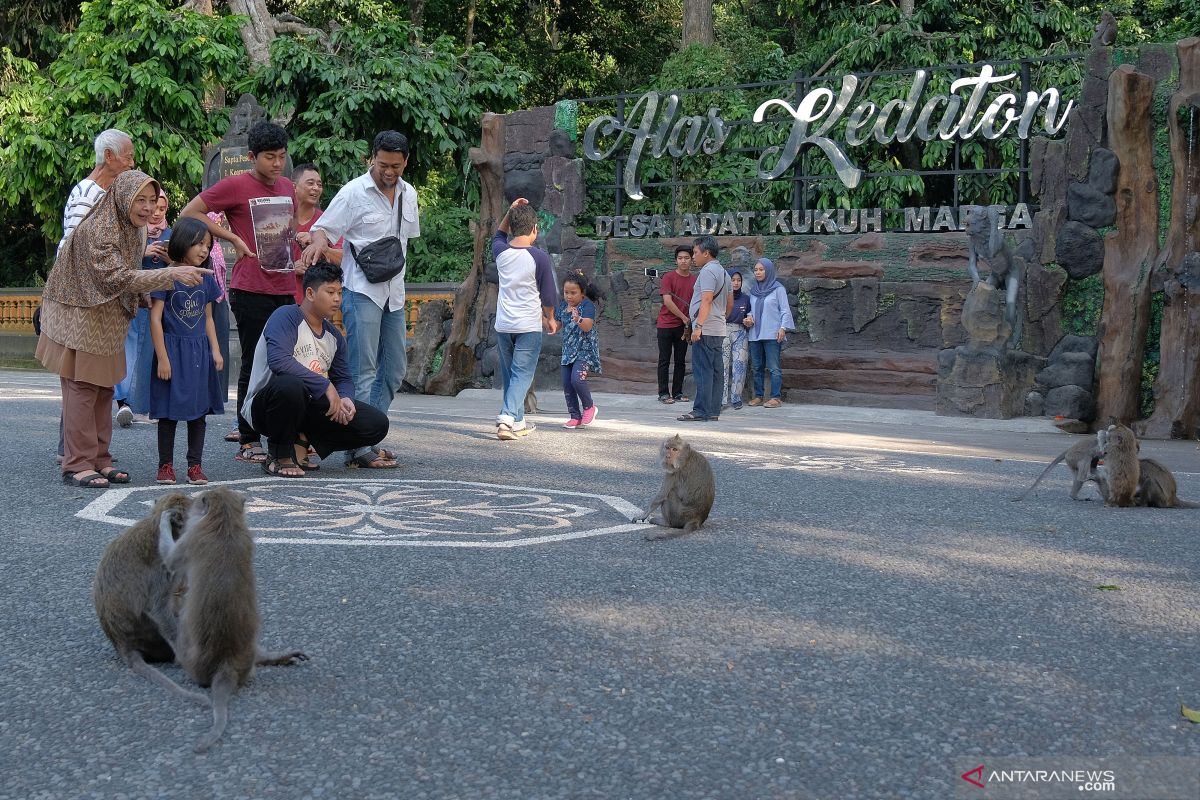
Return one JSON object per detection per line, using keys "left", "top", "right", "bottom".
{"left": 76, "top": 478, "right": 652, "bottom": 548}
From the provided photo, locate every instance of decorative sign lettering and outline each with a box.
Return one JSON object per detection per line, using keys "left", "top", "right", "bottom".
{"left": 592, "top": 203, "right": 1033, "bottom": 239}
{"left": 583, "top": 65, "right": 1073, "bottom": 200}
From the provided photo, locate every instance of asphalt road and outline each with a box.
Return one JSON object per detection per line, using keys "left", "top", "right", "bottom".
{"left": 2, "top": 368, "right": 1199, "bottom": 800}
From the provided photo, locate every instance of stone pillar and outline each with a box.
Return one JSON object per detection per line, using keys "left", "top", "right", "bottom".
{"left": 1144, "top": 37, "right": 1200, "bottom": 439}
{"left": 936, "top": 283, "right": 1045, "bottom": 418}
{"left": 1095, "top": 65, "right": 1159, "bottom": 426}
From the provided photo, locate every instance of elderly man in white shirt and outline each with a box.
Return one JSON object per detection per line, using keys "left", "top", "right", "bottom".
{"left": 299, "top": 130, "right": 419, "bottom": 468}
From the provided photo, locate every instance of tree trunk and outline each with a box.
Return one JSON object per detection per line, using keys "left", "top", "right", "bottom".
{"left": 900, "top": 0, "right": 915, "bottom": 17}
{"left": 410, "top": 0, "right": 426, "bottom": 29}
{"left": 427, "top": 112, "right": 506, "bottom": 396}
{"left": 465, "top": 0, "right": 477, "bottom": 48}
{"left": 682, "top": 0, "right": 714, "bottom": 47}
{"left": 181, "top": 0, "right": 213, "bottom": 13}
{"left": 1144, "top": 37, "right": 1200, "bottom": 439}
{"left": 1095, "top": 65, "right": 1159, "bottom": 426}
{"left": 227, "top": 0, "right": 275, "bottom": 68}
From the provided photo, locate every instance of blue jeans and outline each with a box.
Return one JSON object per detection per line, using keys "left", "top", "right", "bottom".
{"left": 341, "top": 290, "right": 408, "bottom": 459}
{"left": 496, "top": 330, "right": 543, "bottom": 426}
{"left": 114, "top": 308, "right": 148, "bottom": 405}
{"left": 690, "top": 334, "right": 724, "bottom": 419}
{"left": 130, "top": 308, "right": 154, "bottom": 414}
{"left": 749, "top": 339, "right": 783, "bottom": 400}
{"left": 212, "top": 297, "right": 231, "bottom": 400}
{"left": 561, "top": 359, "right": 594, "bottom": 419}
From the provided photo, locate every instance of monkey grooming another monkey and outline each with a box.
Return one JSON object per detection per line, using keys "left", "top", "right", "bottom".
{"left": 93, "top": 493, "right": 209, "bottom": 706}
{"left": 159, "top": 486, "right": 308, "bottom": 752}
{"left": 1014, "top": 430, "right": 1108, "bottom": 501}
{"left": 1135, "top": 458, "right": 1200, "bottom": 508}
{"left": 1099, "top": 423, "right": 1141, "bottom": 508}
{"left": 634, "top": 434, "right": 716, "bottom": 540}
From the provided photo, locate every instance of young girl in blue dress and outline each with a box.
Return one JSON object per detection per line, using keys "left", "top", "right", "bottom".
{"left": 555, "top": 272, "right": 602, "bottom": 429}
{"left": 149, "top": 216, "right": 225, "bottom": 484}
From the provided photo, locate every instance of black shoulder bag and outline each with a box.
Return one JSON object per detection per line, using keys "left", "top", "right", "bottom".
{"left": 349, "top": 187, "right": 407, "bottom": 283}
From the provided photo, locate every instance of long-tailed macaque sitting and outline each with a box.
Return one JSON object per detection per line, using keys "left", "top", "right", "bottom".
{"left": 634, "top": 434, "right": 716, "bottom": 540}
{"left": 1013, "top": 430, "right": 1107, "bottom": 501}
{"left": 1099, "top": 423, "right": 1140, "bottom": 508}
{"left": 159, "top": 486, "right": 308, "bottom": 752}
{"left": 1135, "top": 458, "right": 1200, "bottom": 508}
{"left": 94, "top": 493, "right": 210, "bottom": 706}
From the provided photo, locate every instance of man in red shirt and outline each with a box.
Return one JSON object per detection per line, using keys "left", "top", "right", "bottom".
{"left": 180, "top": 121, "right": 295, "bottom": 464}
{"left": 656, "top": 245, "right": 697, "bottom": 403}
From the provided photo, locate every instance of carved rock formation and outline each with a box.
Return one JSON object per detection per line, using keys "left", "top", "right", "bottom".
{"left": 1095, "top": 65, "right": 1159, "bottom": 426}
{"left": 404, "top": 299, "right": 450, "bottom": 392}
{"left": 1144, "top": 37, "right": 1200, "bottom": 439}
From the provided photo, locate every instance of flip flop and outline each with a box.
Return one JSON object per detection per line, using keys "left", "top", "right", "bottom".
{"left": 676, "top": 413, "right": 707, "bottom": 421}
{"left": 347, "top": 451, "right": 400, "bottom": 469}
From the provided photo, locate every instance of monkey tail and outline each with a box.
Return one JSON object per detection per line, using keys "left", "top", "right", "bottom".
{"left": 1013, "top": 453, "right": 1066, "bottom": 501}
{"left": 1173, "top": 498, "right": 1200, "bottom": 509}
{"left": 125, "top": 650, "right": 210, "bottom": 707}
{"left": 194, "top": 664, "right": 237, "bottom": 753}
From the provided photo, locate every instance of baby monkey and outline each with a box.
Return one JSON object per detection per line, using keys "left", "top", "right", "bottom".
{"left": 634, "top": 434, "right": 716, "bottom": 539}
{"left": 1014, "top": 429, "right": 1107, "bottom": 501}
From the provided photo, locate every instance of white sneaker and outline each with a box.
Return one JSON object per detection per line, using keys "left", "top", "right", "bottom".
{"left": 115, "top": 406, "right": 133, "bottom": 428}
{"left": 512, "top": 422, "right": 536, "bottom": 437}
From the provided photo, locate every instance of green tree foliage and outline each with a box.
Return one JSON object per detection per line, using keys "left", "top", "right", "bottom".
{"left": 253, "top": 19, "right": 528, "bottom": 190}
{"left": 0, "top": 0, "right": 246, "bottom": 279}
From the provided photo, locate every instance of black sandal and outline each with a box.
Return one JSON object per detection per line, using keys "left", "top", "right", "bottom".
{"left": 63, "top": 471, "right": 109, "bottom": 488}
{"left": 98, "top": 467, "right": 131, "bottom": 484}
{"left": 676, "top": 413, "right": 707, "bottom": 421}
{"left": 263, "top": 458, "right": 306, "bottom": 478}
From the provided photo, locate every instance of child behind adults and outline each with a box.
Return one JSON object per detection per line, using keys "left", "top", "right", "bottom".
{"left": 148, "top": 217, "right": 225, "bottom": 485}
{"left": 240, "top": 262, "right": 394, "bottom": 477}
{"left": 555, "top": 272, "right": 602, "bottom": 429}
{"left": 115, "top": 189, "right": 170, "bottom": 427}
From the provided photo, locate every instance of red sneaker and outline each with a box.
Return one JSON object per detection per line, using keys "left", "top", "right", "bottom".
{"left": 581, "top": 405, "right": 599, "bottom": 425}
{"left": 187, "top": 464, "right": 209, "bottom": 485}
{"left": 156, "top": 463, "right": 176, "bottom": 484}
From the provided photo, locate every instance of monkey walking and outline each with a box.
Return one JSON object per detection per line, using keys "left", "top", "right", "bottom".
{"left": 1013, "top": 430, "right": 1108, "bottom": 501}
{"left": 1098, "top": 423, "right": 1141, "bottom": 508}
{"left": 159, "top": 487, "right": 308, "bottom": 753}
{"left": 633, "top": 434, "right": 716, "bottom": 540}
{"left": 1135, "top": 458, "right": 1200, "bottom": 508}
{"left": 93, "top": 493, "right": 210, "bottom": 706}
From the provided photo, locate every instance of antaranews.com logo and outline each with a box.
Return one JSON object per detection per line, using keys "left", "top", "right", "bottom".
{"left": 954, "top": 757, "right": 1198, "bottom": 799}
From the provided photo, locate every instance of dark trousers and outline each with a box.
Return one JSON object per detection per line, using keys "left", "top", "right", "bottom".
{"left": 249, "top": 374, "right": 389, "bottom": 461}
{"left": 560, "top": 359, "right": 594, "bottom": 420}
{"left": 690, "top": 334, "right": 724, "bottom": 419}
{"left": 656, "top": 325, "right": 688, "bottom": 397}
{"left": 158, "top": 417, "right": 207, "bottom": 467}
{"left": 229, "top": 289, "right": 294, "bottom": 444}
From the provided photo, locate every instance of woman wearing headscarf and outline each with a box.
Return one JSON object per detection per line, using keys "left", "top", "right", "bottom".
{"left": 721, "top": 267, "right": 752, "bottom": 410}
{"left": 745, "top": 257, "right": 795, "bottom": 408}
{"left": 116, "top": 189, "right": 170, "bottom": 425}
{"left": 37, "top": 170, "right": 211, "bottom": 488}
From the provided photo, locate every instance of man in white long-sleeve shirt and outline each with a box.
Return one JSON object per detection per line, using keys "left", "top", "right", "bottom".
{"left": 299, "top": 130, "right": 418, "bottom": 468}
